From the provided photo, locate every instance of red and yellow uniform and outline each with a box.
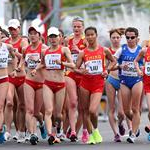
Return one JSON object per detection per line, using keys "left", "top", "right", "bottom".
{"left": 143, "top": 47, "right": 150, "bottom": 93}
{"left": 80, "top": 45, "right": 105, "bottom": 93}
{"left": 44, "top": 46, "right": 66, "bottom": 93}
{"left": 5, "top": 38, "right": 22, "bottom": 53}
{"left": 24, "top": 43, "right": 43, "bottom": 90}
{"left": 5, "top": 37, "right": 25, "bottom": 87}
{"left": 67, "top": 36, "right": 86, "bottom": 86}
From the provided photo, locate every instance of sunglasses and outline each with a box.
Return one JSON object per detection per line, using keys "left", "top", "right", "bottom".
{"left": 126, "top": 36, "right": 136, "bottom": 40}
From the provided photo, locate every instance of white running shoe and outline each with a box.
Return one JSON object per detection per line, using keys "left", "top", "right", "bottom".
{"left": 17, "top": 132, "right": 25, "bottom": 143}
{"left": 13, "top": 131, "right": 19, "bottom": 141}
{"left": 4, "top": 132, "right": 11, "bottom": 141}
{"left": 127, "top": 133, "right": 135, "bottom": 143}
{"left": 25, "top": 132, "right": 30, "bottom": 142}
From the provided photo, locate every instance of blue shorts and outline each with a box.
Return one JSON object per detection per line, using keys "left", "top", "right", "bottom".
{"left": 120, "top": 76, "right": 142, "bottom": 89}
{"left": 106, "top": 75, "right": 120, "bottom": 90}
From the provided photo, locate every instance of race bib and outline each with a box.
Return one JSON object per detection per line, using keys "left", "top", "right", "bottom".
{"left": 45, "top": 54, "right": 61, "bottom": 69}
{"left": 72, "top": 54, "right": 78, "bottom": 64}
{"left": 0, "top": 52, "right": 8, "bottom": 68}
{"left": 85, "top": 60, "right": 103, "bottom": 74}
{"left": 25, "top": 53, "right": 40, "bottom": 69}
{"left": 145, "top": 62, "right": 150, "bottom": 76}
{"left": 121, "top": 61, "right": 138, "bottom": 76}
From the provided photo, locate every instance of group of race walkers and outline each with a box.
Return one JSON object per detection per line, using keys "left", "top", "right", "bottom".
{"left": 0, "top": 15, "right": 150, "bottom": 145}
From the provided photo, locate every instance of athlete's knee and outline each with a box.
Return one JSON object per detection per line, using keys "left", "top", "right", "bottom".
{"left": 26, "top": 107, "right": 34, "bottom": 115}
{"left": 69, "top": 101, "right": 77, "bottom": 109}
{"left": 45, "top": 108, "right": 53, "bottom": 117}
{"left": 132, "top": 107, "right": 140, "bottom": 114}
{"left": 6, "top": 101, "right": 13, "bottom": 109}
{"left": 124, "top": 110, "right": 132, "bottom": 120}
{"left": 89, "top": 107, "right": 97, "bottom": 115}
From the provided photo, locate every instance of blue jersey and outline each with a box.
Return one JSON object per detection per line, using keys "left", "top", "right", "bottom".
{"left": 118, "top": 44, "right": 143, "bottom": 77}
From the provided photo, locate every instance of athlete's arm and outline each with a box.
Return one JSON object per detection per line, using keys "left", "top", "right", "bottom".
{"left": 104, "top": 47, "right": 117, "bottom": 71}
{"left": 7, "top": 44, "right": 18, "bottom": 70}
{"left": 134, "top": 48, "right": 146, "bottom": 76}
{"left": 73, "top": 51, "right": 87, "bottom": 74}
{"left": 60, "top": 47, "right": 75, "bottom": 69}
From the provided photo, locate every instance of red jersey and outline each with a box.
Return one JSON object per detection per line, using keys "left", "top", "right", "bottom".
{"left": 144, "top": 47, "right": 150, "bottom": 76}
{"left": 83, "top": 45, "right": 105, "bottom": 76}
{"left": 5, "top": 38, "right": 22, "bottom": 53}
{"left": 44, "top": 46, "right": 65, "bottom": 70}
{"left": 68, "top": 36, "right": 86, "bottom": 64}
{"left": 109, "top": 47, "right": 116, "bottom": 55}
{"left": 24, "top": 43, "right": 42, "bottom": 69}
{"left": 68, "top": 36, "right": 86, "bottom": 51}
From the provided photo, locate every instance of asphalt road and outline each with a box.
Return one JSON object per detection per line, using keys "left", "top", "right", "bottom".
{"left": 0, "top": 112, "right": 150, "bottom": 150}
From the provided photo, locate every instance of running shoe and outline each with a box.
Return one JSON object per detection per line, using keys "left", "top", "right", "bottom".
{"left": 48, "top": 135, "right": 55, "bottom": 145}
{"left": 17, "top": 132, "right": 25, "bottom": 143}
{"left": 81, "top": 129, "right": 89, "bottom": 143}
{"left": 39, "top": 122, "right": 47, "bottom": 139}
{"left": 56, "top": 132, "right": 66, "bottom": 141}
{"left": 92, "top": 129, "right": 103, "bottom": 144}
{"left": 25, "top": 131, "right": 30, "bottom": 142}
{"left": 66, "top": 127, "right": 71, "bottom": 139}
{"left": 147, "top": 132, "right": 150, "bottom": 141}
{"left": 53, "top": 136, "right": 61, "bottom": 144}
{"left": 29, "top": 134, "right": 38, "bottom": 145}
{"left": 127, "top": 133, "right": 135, "bottom": 143}
{"left": 135, "top": 129, "right": 140, "bottom": 137}
{"left": 87, "top": 134, "right": 96, "bottom": 144}
{"left": 145, "top": 125, "right": 150, "bottom": 133}
{"left": 69, "top": 131, "right": 77, "bottom": 142}
{"left": 4, "top": 132, "right": 11, "bottom": 141}
{"left": 0, "top": 126, "right": 5, "bottom": 144}
{"left": 13, "top": 131, "right": 19, "bottom": 141}
{"left": 118, "top": 124, "right": 125, "bottom": 136}
{"left": 114, "top": 134, "right": 121, "bottom": 142}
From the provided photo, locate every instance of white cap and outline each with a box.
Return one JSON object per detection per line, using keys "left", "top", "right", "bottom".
{"left": 8, "top": 19, "right": 20, "bottom": 29}
{"left": 28, "top": 18, "right": 44, "bottom": 34}
{"left": 47, "top": 27, "right": 59, "bottom": 36}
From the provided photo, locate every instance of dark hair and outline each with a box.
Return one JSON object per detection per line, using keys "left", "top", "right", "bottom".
{"left": 109, "top": 28, "right": 125, "bottom": 37}
{"left": 84, "top": 26, "right": 97, "bottom": 35}
{"left": 59, "top": 29, "right": 64, "bottom": 37}
{"left": 125, "top": 27, "right": 139, "bottom": 37}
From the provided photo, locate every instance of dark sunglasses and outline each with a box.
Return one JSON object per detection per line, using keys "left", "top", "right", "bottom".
{"left": 49, "top": 34, "right": 58, "bottom": 38}
{"left": 126, "top": 36, "right": 136, "bottom": 40}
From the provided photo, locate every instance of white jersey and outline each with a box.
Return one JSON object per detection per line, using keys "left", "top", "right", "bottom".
{"left": 0, "top": 43, "right": 9, "bottom": 68}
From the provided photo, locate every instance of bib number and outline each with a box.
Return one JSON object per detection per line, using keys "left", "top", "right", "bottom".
{"left": 145, "top": 62, "right": 150, "bottom": 76}
{"left": 121, "top": 61, "right": 138, "bottom": 76}
{"left": 45, "top": 54, "right": 61, "bottom": 69}
{"left": 85, "top": 60, "right": 103, "bottom": 74}
{"left": 25, "top": 53, "right": 40, "bottom": 69}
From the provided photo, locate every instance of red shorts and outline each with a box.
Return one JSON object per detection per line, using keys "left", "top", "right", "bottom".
{"left": 9, "top": 76, "right": 25, "bottom": 88}
{"left": 67, "top": 72, "right": 82, "bottom": 86}
{"left": 44, "top": 80, "right": 65, "bottom": 93}
{"left": 0, "top": 77, "right": 9, "bottom": 84}
{"left": 143, "top": 74, "right": 150, "bottom": 93}
{"left": 80, "top": 75, "right": 104, "bottom": 94}
{"left": 25, "top": 79, "right": 43, "bottom": 90}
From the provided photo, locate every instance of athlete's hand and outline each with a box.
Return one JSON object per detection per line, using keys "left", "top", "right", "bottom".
{"left": 101, "top": 70, "right": 108, "bottom": 78}
{"left": 9, "top": 70, "right": 17, "bottom": 78}
{"left": 15, "top": 66, "right": 21, "bottom": 72}
{"left": 30, "top": 69, "right": 37, "bottom": 76}
{"left": 137, "top": 69, "right": 143, "bottom": 76}
{"left": 55, "top": 59, "right": 61, "bottom": 65}
{"left": 80, "top": 68, "right": 89, "bottom": 74}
